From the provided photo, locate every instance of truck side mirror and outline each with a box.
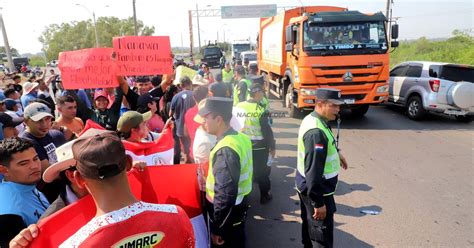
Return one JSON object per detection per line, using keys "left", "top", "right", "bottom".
{"left": 390, "top": 41, "right": 399, "bottom": 48}
{"left": 391, "top": 24, "right": 399, "bottom": 40}
{"left": 285, "top": 25, "right": 293, "bottom": 44}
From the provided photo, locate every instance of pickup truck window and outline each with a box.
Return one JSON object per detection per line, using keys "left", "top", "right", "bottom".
{"left": 406, "top": 65, "right": 422, "bottom": 78}
{"left": 390, "top": 66, "right": 408, "bottom": 77}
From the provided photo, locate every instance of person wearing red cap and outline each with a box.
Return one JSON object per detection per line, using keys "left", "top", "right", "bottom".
{"left": 59, "top": 132, "right": 194, "bottom": 247}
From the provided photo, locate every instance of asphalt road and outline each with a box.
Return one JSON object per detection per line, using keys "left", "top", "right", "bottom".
{"left": 243, "top": 99, "right": 473, "bottom": 248}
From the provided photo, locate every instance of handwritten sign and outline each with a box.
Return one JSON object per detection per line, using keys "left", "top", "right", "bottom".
{"left": 113, "top": 36, "right": 173, "bottom": 76}
{"left": 173, "top": 65, "right": 197, "bottom": 85}
{"left": 58, "top": 48, "right": 118, "bottom": 89}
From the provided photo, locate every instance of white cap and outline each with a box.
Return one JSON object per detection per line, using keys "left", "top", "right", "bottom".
{"left": 22, "top": 82, "right": 39, "bottom": 95}
{"left": 23, "top": 102, "right": 53, "bottom": 122}
{"left": 42, "top": 128, "right": 111, "bottom": 183}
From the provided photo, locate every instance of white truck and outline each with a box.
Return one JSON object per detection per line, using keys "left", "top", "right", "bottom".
{"left": 231, "top": 40, "right": 251, "bottom": 61}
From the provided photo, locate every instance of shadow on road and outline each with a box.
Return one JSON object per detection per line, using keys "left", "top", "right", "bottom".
{"left": 336, "top": 203, "right": 382, "bottom": 218}
{"left": 335, "top": 180, "right": 373, "bottom": 196}
{"left": 334, "top": 222, "right": 375, "bottom": 248}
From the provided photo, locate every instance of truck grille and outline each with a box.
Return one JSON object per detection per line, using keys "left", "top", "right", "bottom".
{"left": 341, "top": 94, "right": 366, "bottom": 100}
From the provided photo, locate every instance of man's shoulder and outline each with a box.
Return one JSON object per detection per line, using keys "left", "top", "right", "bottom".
{"left": 0, "top": 183, "right": 22, "bottom": 213}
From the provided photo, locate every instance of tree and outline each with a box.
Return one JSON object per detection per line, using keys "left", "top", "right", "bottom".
{"left": 39, "top": 17, "right": 155, "bottom": 61}
{"left": 0, "top": 46, "right": 20, "bottom": 57}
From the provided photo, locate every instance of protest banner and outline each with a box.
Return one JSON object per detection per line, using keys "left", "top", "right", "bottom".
{"left": 173, "top": 65, "right": 197, "bottom": 85}
{"left": 58, "top": 48, "right": 118, "bottom": 89}
{"left": 113, "top": 36, "right": 173, "bottom": 76}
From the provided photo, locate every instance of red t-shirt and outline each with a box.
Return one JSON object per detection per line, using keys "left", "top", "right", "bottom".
{"left": 184, "top": 105, "right": 200, "bottom": 158}
{"left": 59, "top": 201, "right": 194, "bottom": 248}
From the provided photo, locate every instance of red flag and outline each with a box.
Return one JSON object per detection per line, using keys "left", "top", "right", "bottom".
{"left": 29, "top": 165, "right": 208, "bottom": 248}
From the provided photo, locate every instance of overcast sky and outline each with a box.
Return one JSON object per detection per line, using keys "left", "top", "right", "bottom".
{"left": 0, "top": 0, "right": 472, "bottom": 54}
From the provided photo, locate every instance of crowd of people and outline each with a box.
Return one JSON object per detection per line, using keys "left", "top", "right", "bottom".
{"left": 0, "top": 59, "right": 276, "bottom": 247}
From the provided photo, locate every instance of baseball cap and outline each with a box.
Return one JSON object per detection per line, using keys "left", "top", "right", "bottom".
{"left": 137, "top": 93, "right": 159, "bottom": 109}
{"left": 43, "top": 128, "right": 111, "bottom": 183}
{"left": 4, "top": 98, "right": 19, "bottom": 110}
{"left": 22, "top": 82, "right": 39, "bottom": 95}
{"left": 117, "top": 111, "right": 152, "bottom": 133}
{"left": 315, "top": 88, "right": 344, "bottom": 105}
{"left": 198, "top": 97, "right": 233, "bottom": 119}
{"left": 24, "top": 102, "right": 53, "bottom": 122}
{"left": 249, "top": 83, "right": 263, "bottom": 94}
{"left": 72, "top": 132, "right": 127, "bottom": 180}
{"left": 0, "top": 113, "right": 24, "bottom": 128}
{"left": 93, "top": 90, "right": 109, "bottom": 101}
{"left": 249, "top": 75, "right": 264, "bottom": 85}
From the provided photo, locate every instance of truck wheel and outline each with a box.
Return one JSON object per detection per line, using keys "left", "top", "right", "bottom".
{"left": 286, "top": 85, "right": 304, "bottom": 118}
{"left": 350, "top": 105, "right": 370, "bottom": 117}
{"left": 406, "top": 95, "right": 426, "bottom": 120}
{"left": 455, "top": 115, "right": 473, "bottom": 123}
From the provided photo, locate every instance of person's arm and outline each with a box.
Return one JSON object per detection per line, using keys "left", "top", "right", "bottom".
{"left": 238, "top": 82, "right": 247, "bottom": 103}
{"left": 303, "top": 129, "right": 328, "bottom": 208}
{"left": 110, "top": 85, "right": 124, "bottom": 115}
{"left": 211, "top": 147, "right": 241, "bottom": 236}
{"left": 260, "top": 110, "right": 276, "bottom": 152}
{"left": 76, "top": 90, "right": 92, "bottom": 109}
{"left": 0, "top": 214, "right": 26, "bottom": 248}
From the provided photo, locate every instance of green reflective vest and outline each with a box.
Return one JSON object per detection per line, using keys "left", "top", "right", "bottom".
{"left": 297, "top": 113, "right": 340, "bottom": 196}
{"left": 222, "top": 69, "right": 234, "bottom": 84}
{"left": 206, "top": 132, "right": 253, "bottom": 205}
{"left": 233, "top": 79, "right": 251, "bottom": 106}
{"left": 237, "top": 101, "right": 264, "bottom": 140}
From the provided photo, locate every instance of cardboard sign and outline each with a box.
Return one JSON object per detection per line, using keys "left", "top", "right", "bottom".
{"left": 58, "top": 48, "right": 118, "bottom": 89}
{"left": 113, "top": 36, "right": 173, "bottom": 76}
{"left": 173, "top": 65, "right": 197, "bottom": 85}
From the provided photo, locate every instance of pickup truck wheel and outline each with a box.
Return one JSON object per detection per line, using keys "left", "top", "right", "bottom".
{"left": 350, "top": 105, "right": 370, "bottom": 118}
{"left": 407, "top": 96, "right": 426, "bottom": 120}
{"left": 455, "top": 115, "right": 473, "bottom": 123}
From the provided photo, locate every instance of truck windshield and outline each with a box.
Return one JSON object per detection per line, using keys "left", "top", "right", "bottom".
{"left": 303, "top": 21, "right": 388, "bottom": 55}
{"left": 204, "top": 47, "right": 221, "bottom": 56}
{"left": 233, "top": 44, "right": 251, "bottom": 53}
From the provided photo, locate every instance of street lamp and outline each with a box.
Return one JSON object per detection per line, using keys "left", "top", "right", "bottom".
{"left": 132, "top": 0, "right": 138, "bottom": 35}
{"left": 75, "top": 3, "right": 100, "bottom": 48}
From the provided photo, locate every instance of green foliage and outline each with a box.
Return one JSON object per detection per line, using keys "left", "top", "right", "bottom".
{"left": 390, "top": 30, "right": 474, "bottom": 68}
{"left": 39, "top": 17, "right": 155, "bottom": 61}
{"left": 0, "top": 46, "right": 20, "bottom": 57}
{"left": 29, "top": 56, "right": 46, "bottom": 67}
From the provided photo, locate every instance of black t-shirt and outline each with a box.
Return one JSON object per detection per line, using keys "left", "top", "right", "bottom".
{"left": 20, "top": 130, "right": 66, "bottom": 164}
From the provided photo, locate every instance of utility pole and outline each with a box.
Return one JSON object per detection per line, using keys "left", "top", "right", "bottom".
{"left": 0, "top": 8, "right": 14, "bottom": 72}
{"left": 92, "top": 12, "right": 99, "bottom": 47}
{"left": 196, "top": 4, "right": 201, "bottom": 51}
{"left": 133, "top": 0, "right": 138, "bottom": 35}
{"left": 188, "top": 10, "right": 194, "bottom": 63}
{"left": 386, "top": 0, "right": 393, "bottom": 41}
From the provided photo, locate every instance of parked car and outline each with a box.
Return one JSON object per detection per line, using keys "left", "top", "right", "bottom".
{"left": 389, "top": 61, "right": 474, "bottom": 122}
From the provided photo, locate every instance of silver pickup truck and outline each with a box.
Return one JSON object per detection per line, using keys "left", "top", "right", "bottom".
{"left": 389, "top": 61, "right": 474, "bottom": 122}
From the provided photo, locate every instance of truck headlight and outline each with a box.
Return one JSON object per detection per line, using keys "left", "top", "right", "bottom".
{"left": 377, "top": 85, "right": 388, "bottom": 93}
{"left": 300, "top": 88, "right": 317, "bottom": 96}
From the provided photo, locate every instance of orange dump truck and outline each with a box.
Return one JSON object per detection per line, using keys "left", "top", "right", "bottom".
{"left": 258, "top": 6, "right": 399, "bottom": 117}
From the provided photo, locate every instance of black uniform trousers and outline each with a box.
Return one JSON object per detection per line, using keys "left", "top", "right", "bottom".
{"left": 205, "top": 198, "right": 249, "bottom": 248}
{"left": 299, "top": 192, "right": 336, "bottom": 248}
{"left": 252, "top": 146, "right": 271, "bottom": 196}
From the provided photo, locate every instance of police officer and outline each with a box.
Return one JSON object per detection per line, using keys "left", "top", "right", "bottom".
{"left": 237, "top": 83, "right": 275, "bottom": 204}
{"left": 221, "top": 61, "right": 234, "bottom": 84}
{"left": 199, "top": 97, "right": 253, "bottom": 248}
{"left": 233, "top": 65, "right": 251, "bottom": 106}
{"left": 296, "top": 88, "right": 349, "bottom": 248}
